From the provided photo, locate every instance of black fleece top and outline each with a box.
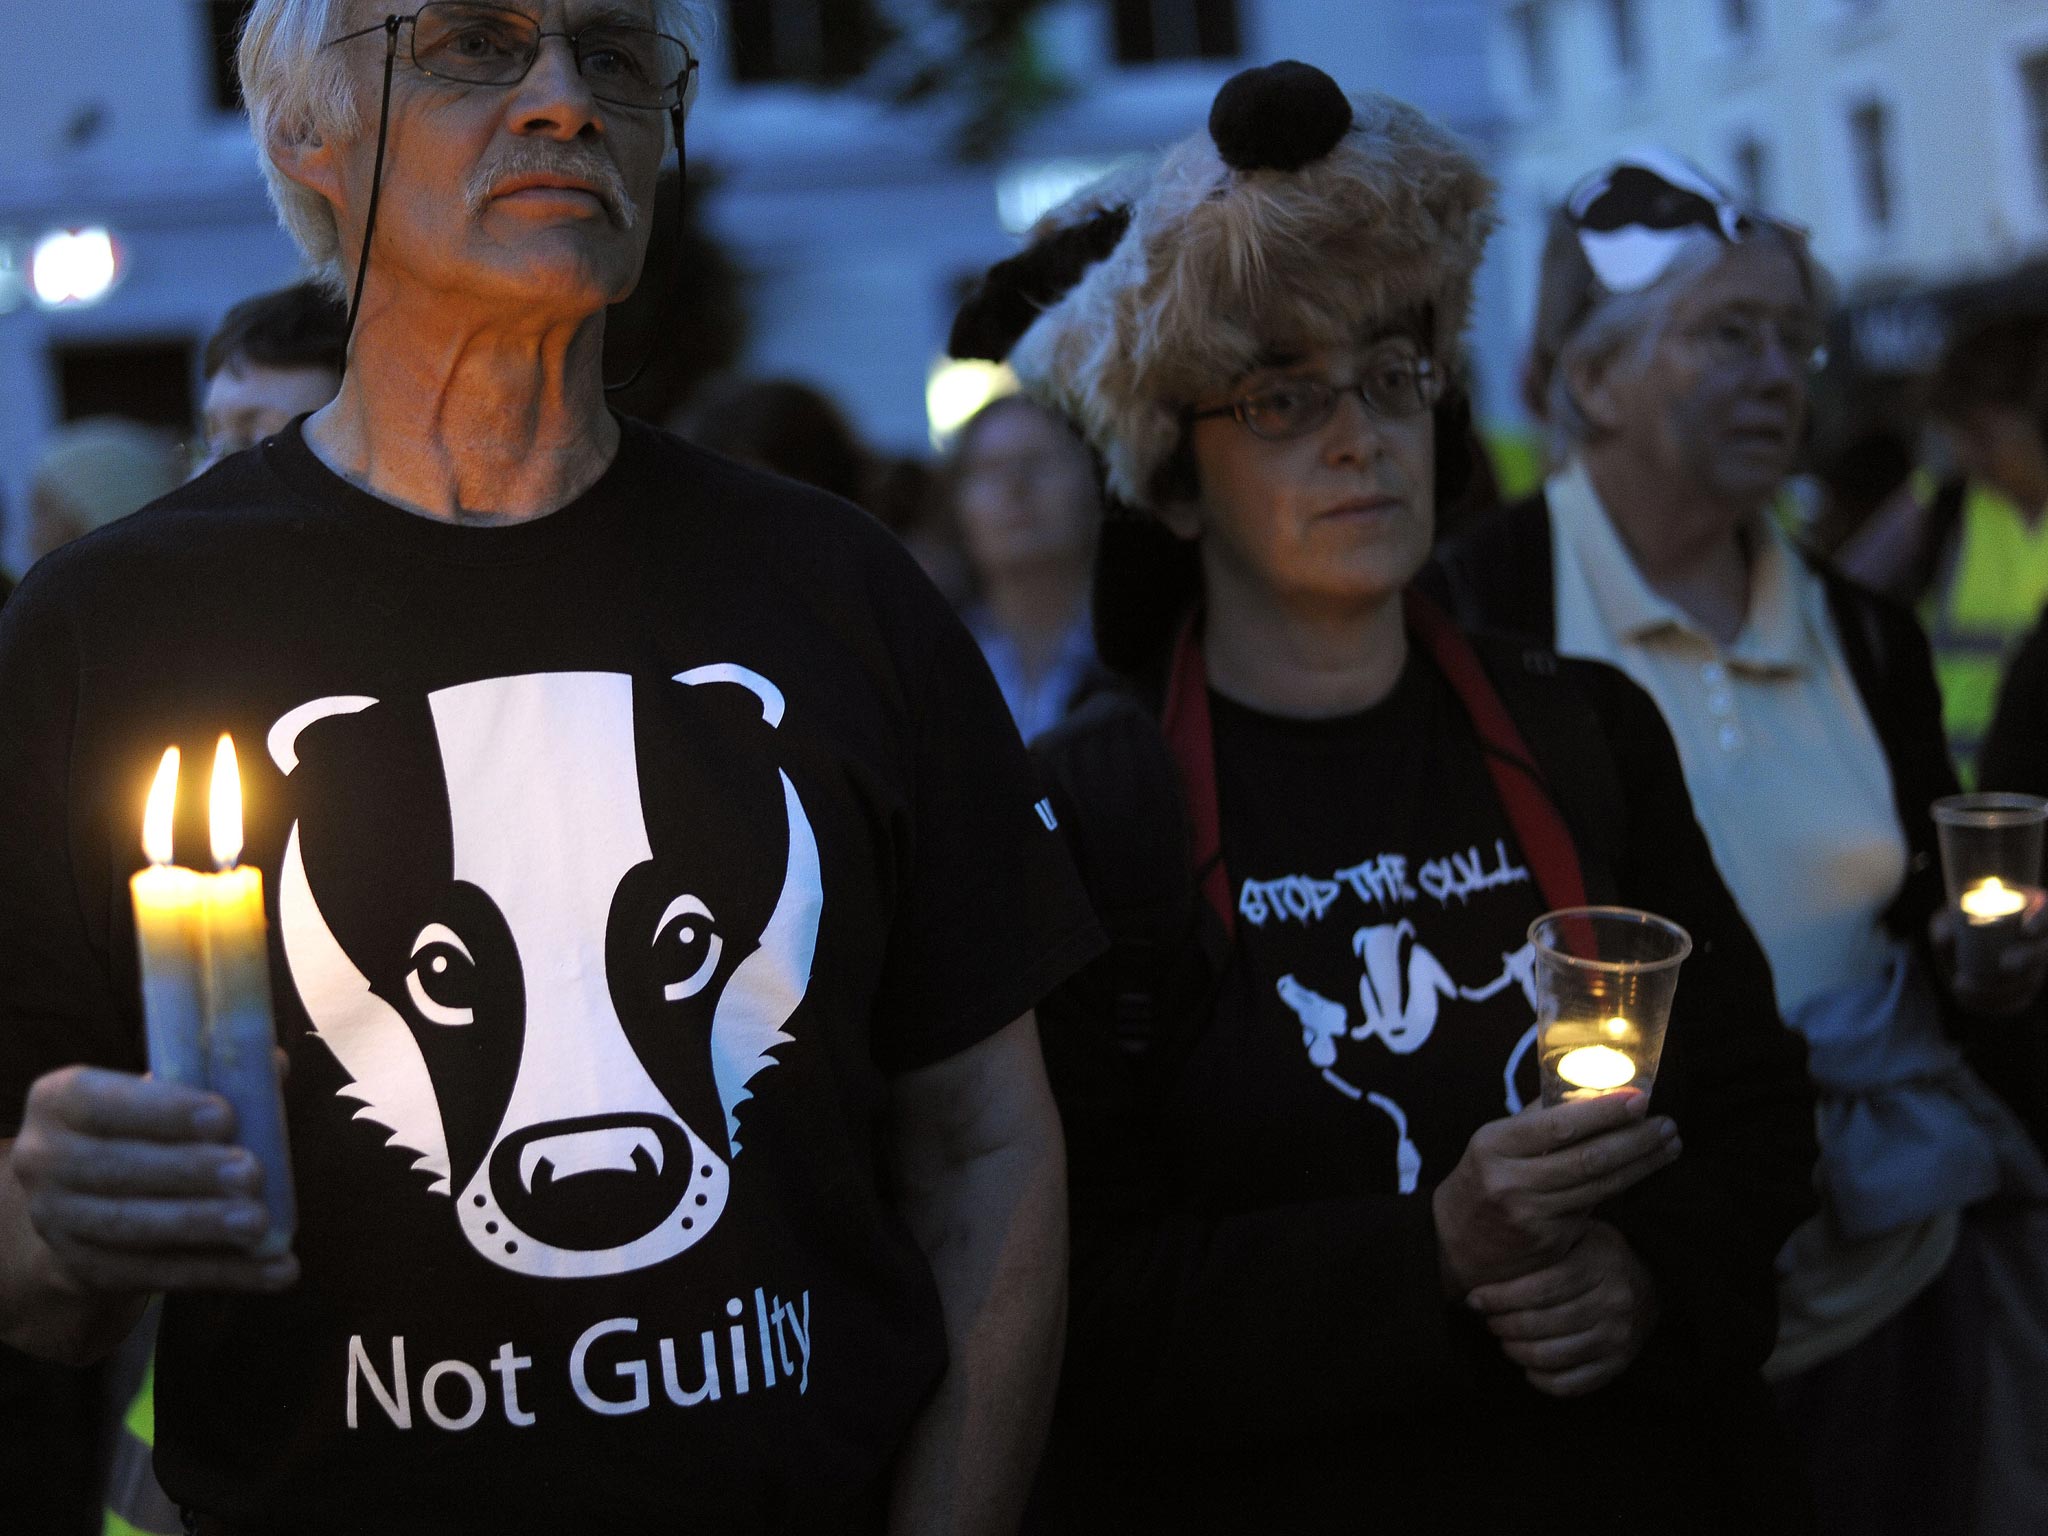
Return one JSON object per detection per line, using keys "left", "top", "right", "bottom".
{"left": 1028, "top": 618, "right": 1819, "bottom": 1535}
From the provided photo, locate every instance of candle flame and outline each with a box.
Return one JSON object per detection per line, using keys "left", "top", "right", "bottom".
{"left": 209, "top": 734, "right": 243, "bottom": 870}
{"left": 1961, "top": 876, "right": 2027, "bottom": 922}
{"left": 1558, "top": 1043, "right": 1637, "bottom": 1091}
{"left": 143, "top": 747, "right": 180, "bottom": 865}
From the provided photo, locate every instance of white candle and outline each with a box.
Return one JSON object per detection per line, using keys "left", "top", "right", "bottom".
{"left": 199, "top": 736, "right": 296, "bottom": 1258}
{"left": 130, "top": 748, "right": 207, "bottom": 1089}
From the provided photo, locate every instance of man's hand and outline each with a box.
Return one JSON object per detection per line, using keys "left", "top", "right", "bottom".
{"left": 9, "top": 1065, "right": 298, "bottom": 1297}
{"left": 1930, "top": 900, "right": 2048, "bottom": 1017}
{"left": 1467, "top": 1220, "right": 1660, "bottom": 1397}
{"left": 1432, "top": 1089, "right": 1678, "bottom": 1296}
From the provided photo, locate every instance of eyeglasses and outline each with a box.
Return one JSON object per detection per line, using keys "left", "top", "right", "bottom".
{"left": 1677, "top": 311, "right": 1828, "bottom": 376}
{"left": 1188, "top": 353, "right": 1443, "bottom": 442}
{"left": 326, "top": 3, "right": 697, "bottom": 111}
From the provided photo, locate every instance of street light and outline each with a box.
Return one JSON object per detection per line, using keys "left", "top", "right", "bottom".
{"left": 31, "top": 227, "right": 121, "bottom": 308}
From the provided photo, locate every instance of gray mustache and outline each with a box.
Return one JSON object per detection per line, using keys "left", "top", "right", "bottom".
{"left": 464, "top": 146, "right": 637, "bottom": 229}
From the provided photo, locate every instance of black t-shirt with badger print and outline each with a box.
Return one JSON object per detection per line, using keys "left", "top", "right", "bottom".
{"left": 1192, "top": 653, "right": 1549, "bottom": 1209}
{"left": 0, "top": 418, "right": 1103, "bottom": 1535}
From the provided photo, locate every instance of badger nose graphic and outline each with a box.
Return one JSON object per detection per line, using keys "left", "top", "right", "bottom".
{"left": 490, "top": 1113, "right": 701, "bottom": 1252}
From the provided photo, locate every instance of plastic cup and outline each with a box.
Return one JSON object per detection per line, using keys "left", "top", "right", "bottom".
{"left": 1932, "top": 793, "right": 2048, "bottom": 985}
{"left": 1528, "top": 907, "right": 1692, "bottom": 1109}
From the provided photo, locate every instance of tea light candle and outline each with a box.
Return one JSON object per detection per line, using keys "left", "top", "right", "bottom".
{"left": 1556, "top": 1038, "right": 1638, "bottom": 1092}
{"left": 130, "top": 748, "right": 208, "bottom": 1090}
{"left": 1961, "top": 877, "right": 2028, "bottom": 923}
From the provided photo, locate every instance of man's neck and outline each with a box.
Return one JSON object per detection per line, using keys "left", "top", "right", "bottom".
{"left": 1199, "top": 558, "right": 1408, "bottom": 720}
{"left": 982, "top": 562, "right": 1091, "bottom": 684}
{"left": 304, "top": 293, "right": 620, "bottom": 524}
{"left": 1581, "top": 448, "right": 1756, "bottom": 646}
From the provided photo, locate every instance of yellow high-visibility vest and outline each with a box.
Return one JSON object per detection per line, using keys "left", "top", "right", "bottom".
{"left": 1920, "top": 477, "right": 2048, "bottom": 783}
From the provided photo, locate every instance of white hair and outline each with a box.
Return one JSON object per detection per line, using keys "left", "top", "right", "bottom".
{"left": 238, "top": 0, "right": 709, "bottom": 292}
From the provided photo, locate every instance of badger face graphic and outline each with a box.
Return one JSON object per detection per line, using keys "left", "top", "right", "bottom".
{"left": 268, "top": 667, "right": 820, "bottom": 1280}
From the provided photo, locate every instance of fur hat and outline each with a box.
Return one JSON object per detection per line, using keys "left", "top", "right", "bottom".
{"left": 952, "top": 61, "right": 1497, "bottom": 510}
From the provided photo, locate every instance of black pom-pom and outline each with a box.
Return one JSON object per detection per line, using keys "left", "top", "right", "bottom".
{"left": 1208, "top": 61, "right": 1352, "bottom": 173}
{"left": 948, "top": 204, "right": 1134, "bottom": 362}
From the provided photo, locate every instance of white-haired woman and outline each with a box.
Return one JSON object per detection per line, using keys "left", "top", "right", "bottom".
{"left": 1437, "top": 155, "right": 2048, "bottom": 1536}
{"left": 954, "top": 64, "right": 1817, "bottom": 1533}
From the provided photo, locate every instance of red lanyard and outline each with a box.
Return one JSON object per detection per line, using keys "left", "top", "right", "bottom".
{"left": 1161, "top": 590, "right": 1591, "bottom": 939}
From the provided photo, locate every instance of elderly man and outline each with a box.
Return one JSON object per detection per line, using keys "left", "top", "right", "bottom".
{"left": 0, "top": 4, "right": 1100, "bottom": 1533}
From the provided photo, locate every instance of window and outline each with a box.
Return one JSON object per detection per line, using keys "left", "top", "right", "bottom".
{"left": 721, "top": 0, "right": 888, "bottom": 85}
{"left": 202, "top": 0, "right": 253, "bottom": 112}
{"left": 1509, "top": 1, "right": 1555, "bottom": 99}
{"left": 1849, "top": 98, "right": 1895, "bottom": 231}
{"left": 1732, "top": 134, "right": 1770, "bottom": 207}
{"left": 1606, "top": 0, "right": 1641, "bottom": 79}
{"left": 1111, "top": 0, "right": 1241, "bottom": 66}
{"left": 2025, "top": 48, "right": 2048, "bottom": 207}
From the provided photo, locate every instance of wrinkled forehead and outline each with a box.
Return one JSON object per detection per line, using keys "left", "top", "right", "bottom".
{"left": 1672, "top": 235, "right": 1819, "bottom": 321}
{"left": 330, "top": 0, "right": 661, "bottom": 31}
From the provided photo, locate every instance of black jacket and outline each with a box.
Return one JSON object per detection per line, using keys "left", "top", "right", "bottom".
{"left": 1028, "top": 623, "right": 1819, "bottom": 1535}
{"left": 1434, "top": 492, "right": 2046, "bottom": 1157}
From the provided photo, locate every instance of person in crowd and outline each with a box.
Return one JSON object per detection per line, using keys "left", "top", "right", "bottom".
{"left": 25, "top": 418, "right": 185, "bottom": 565}
{"left": 0, "top": 4, "right": 1102, "bottom": 1533}
{"left": 195, "top": 281, "right": 349, "bottom": 474}
{"left": 951, "top": 64, "right": 1818, "bottom": 1532}
{"left": 949, "top": 395, "right": 1102, "bottom": 739}
{"left": 1435, "top": 154, "right": 2048, "bottom": 1536}
{"left": 1835, "top": 315, "right": 2048, "bottom": 773}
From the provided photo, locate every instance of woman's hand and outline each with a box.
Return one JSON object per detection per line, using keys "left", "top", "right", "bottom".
{"left": 1466, "top": 1219, "right": 1660, "bottom": 1397}
{"left": 1431, "top": 1089, "right": 1679, "bottom": 1297}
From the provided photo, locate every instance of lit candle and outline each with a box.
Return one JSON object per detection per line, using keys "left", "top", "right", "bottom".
{"left": 1556, "top": 1041, "right": 1638, "bottom": 1091}
{"left": 1960, "top": 876, "right": 2028, "bottom": 923}
{"left": 198, "top": 735, "right": 296, "bottom": 1259}
{"left": 130, "top": 748, "right": 207, "bottom": 1089}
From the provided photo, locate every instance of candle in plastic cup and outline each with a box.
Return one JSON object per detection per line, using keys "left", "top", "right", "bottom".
{"left": 1933, "top": 795, "right": 2048, "bottom": 983}
{"left": 1529, "top": 908, "right": 1691, "bottom": 1109}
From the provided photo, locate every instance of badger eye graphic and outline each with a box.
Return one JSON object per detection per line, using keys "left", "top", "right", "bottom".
{"left": 406, "top": 922, "right": 478, "bottom": 1026}
{"left": 653, "top": 894, "right": 724, "bottom": 1002}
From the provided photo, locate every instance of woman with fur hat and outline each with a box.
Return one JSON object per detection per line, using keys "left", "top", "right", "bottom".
{"left": 954, "top": 63, "right": 1818, "bottom": 1532}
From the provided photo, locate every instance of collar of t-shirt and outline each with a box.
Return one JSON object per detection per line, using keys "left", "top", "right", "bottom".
{"left": 262, "top": 415, "right": 646, "bottom": 567}
{"left": 1546, "top": 456, "right": 1816, "bottom": 676}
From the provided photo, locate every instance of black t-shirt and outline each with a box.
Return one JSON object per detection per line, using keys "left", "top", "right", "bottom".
{"left": 0, "top": 419, "right": 1102, "bottom": 1534}
{"left": 1189, "top": 654, "right": 1546, "bottom": 1208}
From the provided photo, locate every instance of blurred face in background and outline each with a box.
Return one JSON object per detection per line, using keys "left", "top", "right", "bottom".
{"left": 1581, "top": 238, "right": 1818, "bottom": 516}
{"left": 198, "top": 359, "right": 342, "bottom": 471}
{"left": 1945, "top": 404, "right": 2048, "bottom": 516}
{"left": 953, "top": 400, "right": 1100, "bottom": 584}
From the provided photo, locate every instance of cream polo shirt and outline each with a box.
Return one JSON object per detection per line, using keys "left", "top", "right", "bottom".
{"left": 1547, "top": 460, "right": 1955, "bottom": 1375}
{"left": 1547, "top": 460, "right": 1907, "bottom": 1017}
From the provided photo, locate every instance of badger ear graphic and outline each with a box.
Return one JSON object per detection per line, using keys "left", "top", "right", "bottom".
{"left": 269, "top": 696, "right": 378, "bottom": 774}
{"left": 675, "top": 666, "right": 784, "bottom": 728}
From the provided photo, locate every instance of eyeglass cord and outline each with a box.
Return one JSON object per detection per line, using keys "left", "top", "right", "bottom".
{"left": 337, "top": 16, "right": 690, "bottom": 398}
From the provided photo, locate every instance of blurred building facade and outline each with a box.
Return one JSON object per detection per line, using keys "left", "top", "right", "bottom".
{"left": 0, "top": 0, "right": 1501, "bottom": 573}
{"left": 1486, "top": 0, "right": 2048, "bottom": 415}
